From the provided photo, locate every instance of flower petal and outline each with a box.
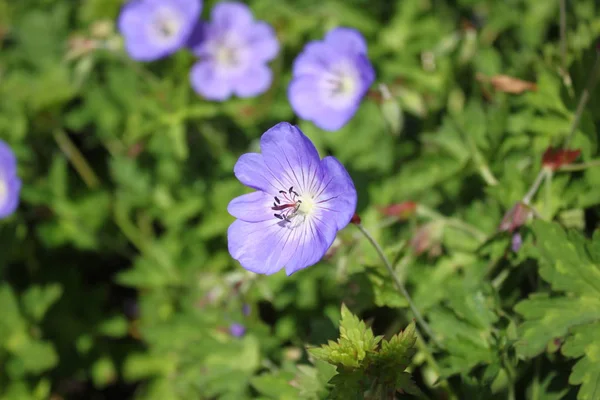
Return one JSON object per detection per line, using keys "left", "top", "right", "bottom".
{"left": 284, "top": 217, "right": 337, "bottom": 275}
{"left": 233, "top": 153, "right": 286, "bottom": 195}
{"left": 324, "top": 27, "right": 368, "bottom": 55}
{"left": 227, "top": 191, "right": 275, "bottom": 222}
{"left": 233, "top": 64, "right": 273, "bottom": 98}
{"left": 0, "top": 140, "right": 17, "bottom": 177}
{"left": 190, "top": 61, "right": 233, "bottom": 101}
{"left": 259, "top": 123, "right": 321, "bottom": 194}
{"left": 0, "top": 175, "right": 21, "bottom": 218}
{"left": 118, "top": 0, "right": 201, "bottom": 61}
{"left": 291, "top": 42, "right": 336, "bottom": 76}
{"left": 118, "top": 2, "right": 164, "bottom": 61}
{"left": 315, "top": 156, "right": 357, "bottom": 230}
{"left": 247, "top": 21, "right": 279, "bottom": 62}
{"left": 288, "top": 76, "right": 358, "bottom": 131}
{"left": 228, "top": 219, "right": 297, "bottom": 275}
{"left": 211, "top": 1, "right": 254, "bottom": 31}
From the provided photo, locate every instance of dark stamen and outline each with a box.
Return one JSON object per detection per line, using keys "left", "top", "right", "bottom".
{"left": 279, "top": 190, "right": 286, "bottom": 194}
{"left": 272, "top": 203, "right": 296, "bottom": 211}
{"left": 291, "top": 190, "right": 299, "bottom": 197}
{"left": 274, "top": 214, "right": 283, "bottom": 220}
{"left": 289, "top": 186, "right": 294, "bottom": 194}
{"left": 275, "top": 196, "right": 281, "bottom": 204}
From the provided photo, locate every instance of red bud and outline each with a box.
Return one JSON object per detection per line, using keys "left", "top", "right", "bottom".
{"left": 350, "top": 213, "right": 362, "bottom": 224}
{"left": 499, "top": 202, "right": 531, "bottom": 233}
{"left": 379, "top": 201, "right": 418, "bottom": 220}
{"left": 542, "top": 147, "right": 581, "bottom": 170}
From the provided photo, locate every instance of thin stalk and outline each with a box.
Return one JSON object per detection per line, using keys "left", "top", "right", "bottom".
{"left": 531, "top": 357, "right": 541, "bottom": 400}
{"left": 503, "top": 356, "right": 517, "bottom": 400}
{"left": 53, "top": 129, "right": 101, "bottom": 189}
{"left": 565, "top": 50, "right": 600, "bottom": 147}
{"left": 413, "top": 329, "right": 459, "bottom": 400}
{"left": 524, "top": 49, "right": 600, "bottom": 204}
{"left": 543, "top": 170, "right": 553, "bottom": 218}
{"left": 558, "top": 159, "right": 600, "bottom": 171}
{"left": 559, "top": 0, "right": 567, "bottom": 72}
{"left": 355, "top": 223, "right": 437, "bottom": 344}
{"left": 417, "top": 205, "right": 487, "bottom": 242}
{"left": 522, "top": 168, "right": 549, "bottom": 205}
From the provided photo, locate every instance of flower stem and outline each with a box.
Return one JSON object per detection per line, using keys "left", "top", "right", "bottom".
{"left": 53, "top": 129, "right": 101, "bottom": 189}
{"left": 522, "top": 168, "right": 550, "bottom": 205}
{"left": 414, "top": 328, "right": 459, "bottom": 400}
{"left": 564, "top": 49, "right": 600, "bottom": 147}
{"left": 559, "top": 0, "right": 567, "bottom": 72}
{"left": 417, "top": 205, "right": 487, "bottom": 243}
{"left": 355, "top": 223, "right": 437, "bottom": 343}
{"left": 558, "top": 159, "right": 600, "bottom": 171}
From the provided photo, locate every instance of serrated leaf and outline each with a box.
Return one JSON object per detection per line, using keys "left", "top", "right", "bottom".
{"left": 308, "top": 304, "right": 381, "bottom": 368}
{"left": 515, "top": 221, "right": 600, "bottom": 399}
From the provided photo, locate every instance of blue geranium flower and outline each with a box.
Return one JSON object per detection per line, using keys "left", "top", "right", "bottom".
{"left": 229, "top": 323, "right": 246, "bottom": 337}
{"left": 118, "top": 0, "right": 202, "bottom": 61}
{"left": 0, "top": 140, "right": 22, "bottom": 219}
{"left": 227, "top": 122, "right": 357, "bottom": 275}
{"left": 189, "top": 1, "right": 279, "bottom": 101}
{"left": 288, "top": 27, "right": 375, "bottom": 131}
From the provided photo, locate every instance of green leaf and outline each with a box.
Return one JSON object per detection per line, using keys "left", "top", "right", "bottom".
{"left": 250, "top": 372, "right": 298, "bottom": 399}
{"left": 515, "top": 221, "right": 600, "bottom": 399}
{"left": 8, "top": 339, "right": 59, "bottom": 375}
{"left": 294, "top": 360, "right": 336, "bottom": 400}
{"left": 21, "top": 284, "right": 63, "bottom": 322}
{"left": 308, "top": 304, "right": 381, "bottom": 368}
{"left": 0, "top": 284, "right": 26, "bottom": 343}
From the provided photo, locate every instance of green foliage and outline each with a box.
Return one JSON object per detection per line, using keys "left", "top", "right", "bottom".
{"left": 310, "top": 305, "right": 420, "bottom": 398}
{"left": 1, "top": 0, "right": 600, "bottom": 399}
{"left": 516, "top": 221, "right": 600, "bottom": 399}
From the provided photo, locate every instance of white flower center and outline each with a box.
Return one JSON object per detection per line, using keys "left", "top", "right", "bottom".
{"left": 0, "top": 176, "right": 7, "bottom": 206}
{"left": 215, "top": 46, "right": 239, "bottom": 67}
{"left": 320, "top": 60, "right": 360, "bottom": 109}
{"left": 211, "top": 32, "right": 247, "bottom": 74}
{"left": 297, "top": 195, "right": 316, "bottom": 216}
{"left": 271, "top": 186, "right": 317, "bottom": 228}
{"left": 149, "top": 8, "right": 182, "bottom": 44}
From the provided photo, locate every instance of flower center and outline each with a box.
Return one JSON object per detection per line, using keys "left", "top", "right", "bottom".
{"left": 297, "top": 195, "right": 315, "bottom": 215}
{"left": 271, "top": 186, "right": 301, "bottom": 222}
{"left": 270, "top": 185, "right": 317, "bottom": 225}
{"left": 0, "top": 177, "right": 6, "bottom": 204}
{"left": 321, "top": 61, "right": 360, "bottom": 109}
{"left": 215, "top": 45, "right": 239, "bottom": 67}
{"left": 326, "top": 73, "right": 356, "bottom": 96}
{"left": 149, "top": 8, "right": 182, "bottom": 43}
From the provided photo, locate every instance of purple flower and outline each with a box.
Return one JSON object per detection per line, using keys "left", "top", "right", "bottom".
{"left": 288, "top": 27, "right": 375, "bottom": 131}
{"left": 227, "top": 122, "right": 357, "bottom": 275}
{"left": 229, "top": 323, "right": 246, "bottom": 337}
{"left": 118, "top": 0, "right": 202, "bottom": 61}
{"left": 189, "top": 1, "right": 279, "bottom": 100}
{"left": 242, "top": 303, "right": 251, "bottom": 316}
{"left": 0, "top": 140, "right": 22, "bottom": 219}
{"left": 511, "top": 232, "right": 522, "bottom": 253}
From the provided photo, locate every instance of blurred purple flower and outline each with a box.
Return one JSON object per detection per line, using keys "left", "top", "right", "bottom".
{"left": 288, "top": 27, "right": 375, "bottom": 131}
{"left": 118, "top": 0, "right": 202, "bottom": 61}
{"left": 229, "top": 323, "right": 246, "bottom": 337}
{"left": 242, "top": 303, "right": 251, "bottom": 316}
{"left": 0, "top": 140, "right": 21, "bottom": 219}
{"left": 189, "top": 2, "right": 279, "bottom": 100}
{"left": 227, "top": 122, "right": 357, "bottom": 275}
{"left": 511, "top": 232, "right": 522, "bottom": 253}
